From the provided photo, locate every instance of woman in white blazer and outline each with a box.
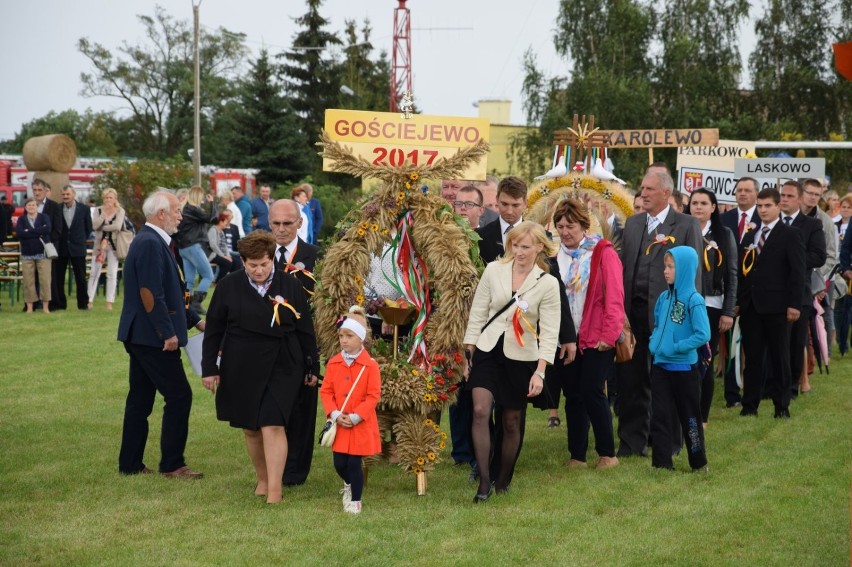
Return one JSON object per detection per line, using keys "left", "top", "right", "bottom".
{"left": 463, "top": 221, "right": 561, "bottom": 502}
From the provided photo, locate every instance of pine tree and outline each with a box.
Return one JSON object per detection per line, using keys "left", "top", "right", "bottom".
{"left": 206, "top": 50, "right": 311, "bottom": 184}
{"left": 278, "top": 0, "right": 343, "bottom": 145}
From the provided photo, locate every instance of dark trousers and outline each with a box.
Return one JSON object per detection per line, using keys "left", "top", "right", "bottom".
{"left": 211, "top": 256, "right": 236, "bottom": 281}
{"left": 52, "top": 255, "right": 88, "bottom": 309}
{"left": 740, "top": 306, "right": 792, "bottom": 413}
{"left": 561, "top": 347, "right": 616, "bottom": 461}
{"left": 789, "top": 304, "right": 812, "bottom": 395}
{"left": 835, "top": 294, "right": 852, "bottom": 355}
{"left": 617, "top": 303, "right": 652, "bottom": 456}
{"left": 283, "top": 384, "right": 317, "bottom": 485}
{"left": 700, "top": 307, "right": 722, "bottom": 422}
{"left": 119, "top": 343, "right": 193, "bottom": 474}
{"left": 650, "top": 365, "right": 707, "bottom": 470}
{"left": 333, "top": 452, "right": 364, "bottom": 501}
{"left": 449, "top": 386, "right": 474, "bottom": 465}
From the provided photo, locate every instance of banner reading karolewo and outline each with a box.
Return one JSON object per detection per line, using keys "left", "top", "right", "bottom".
{"left": 323, "top": 109, "right": 490, "bottom": 181}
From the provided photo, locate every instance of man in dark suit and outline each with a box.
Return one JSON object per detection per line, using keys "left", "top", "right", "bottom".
{"left": 618, "top": 169, "right": 703, "bottom": 457}
{"left": 53, "top": 185, "right": 93, "bottom": 310}
{"left": 737, "top": 188, "right": 805, "bottom": 418}
{"left": 269, "top": 199, "right": 321, "bottom": 486}
{"left": 779, "top": 180, "right": 826, "bottom": 398}
{"left": 118, "top": 191, "right": 205, "bottom": 477}
{"left": 719, "top": 177, "right": 761, "bottom": 407}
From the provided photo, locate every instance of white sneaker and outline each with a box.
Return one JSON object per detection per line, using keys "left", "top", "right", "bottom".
{"left": 344, "top": 500, "right": 362, "bottom": 514}
{"left": 340, "top": 483, "right": 352, "bottom": 507}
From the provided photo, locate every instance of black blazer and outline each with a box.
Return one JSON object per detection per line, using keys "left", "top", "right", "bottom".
{"left": 41, "top": 198, "right": 64, "bottom": 244}
{"left": 789, "top": 213, "right": 827, "bottom": 305}
{"left": 475, "top": 219, "right": 505, "bottom": 264}
{"left": 546, "top": 257, "right": 577, "bottom": 347}
{"left": 701, "top": 224, "right": 738, "bottom": 318}
{"left": 721, "top": 207, "right": 761, "bottom": 253}
{"left": 58, "top": 202, "right": 93, "bottom": 258}
{"left": 737, "top": 220, "right": 805, "bottom": 315}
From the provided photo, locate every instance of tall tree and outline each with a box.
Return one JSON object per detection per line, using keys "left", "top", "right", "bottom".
{"left": 278, "top": 0, "right": 343, "bottom": 145}
{"left": 338, "top": 19, "right": 392, "bottom": 112}
{"left": 206, "top": 50, "right": 312, "bottom": 183}
{"left": 749, "top": 0, "right": 839, "bottom": 138}
{"left": 653, "top": 0, "right": 750, "bottom": 130}
{"left": 78, "top": 4, "right": 247, "bottom": 158}
{"left": 515, "top": 0, "right": 656, "bottom": 184}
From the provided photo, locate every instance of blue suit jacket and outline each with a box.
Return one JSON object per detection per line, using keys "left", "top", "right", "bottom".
{"left": 118, "top": 226, "right": 200, "bottom": 347}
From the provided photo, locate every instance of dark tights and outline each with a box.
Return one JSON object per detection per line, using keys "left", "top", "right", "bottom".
{"left": 471, "top": 387, "right": 521, "bottom": 494}
{"left": 332, "top": 452, "right": 364, "bottom": 501}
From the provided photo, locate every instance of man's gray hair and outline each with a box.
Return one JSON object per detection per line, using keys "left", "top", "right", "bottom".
{"left": 649, "top": 171, "right": 674, "bottom": 194}
{"left": 143, "top": 191, "right": 172, "bottom": 218}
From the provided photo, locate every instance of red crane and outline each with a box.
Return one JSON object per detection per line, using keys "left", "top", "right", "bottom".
{"left": 390, "top": 0, "right": 411, "bottom": 112}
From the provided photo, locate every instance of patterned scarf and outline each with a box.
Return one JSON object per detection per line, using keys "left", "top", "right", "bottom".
{"left": 562, "top": 234, "right": 600, "bottom": 294}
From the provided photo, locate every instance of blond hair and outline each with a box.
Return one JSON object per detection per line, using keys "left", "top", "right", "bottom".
{"left": 501, "top": 221, "right": 556, "bottom": 271}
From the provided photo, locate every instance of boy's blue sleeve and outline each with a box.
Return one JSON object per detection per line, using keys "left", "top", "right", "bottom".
{"left": 674, "top": 296, "right": 711, "bottom": 353}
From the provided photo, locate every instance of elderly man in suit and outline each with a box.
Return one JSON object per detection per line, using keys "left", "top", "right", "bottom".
{"left": 268, "top": 199, "right": 321, "bottom": 486}
{"left": 53, "top": 185, "right": 93, "bottom": 310}
{"left": 618, "top": 169, "right": 703, "bottom": 457}
{"left": 118, "top": 191, "right": 205, "bottom": 478}
{"left": 737, "top": 188, "right": 805, "bottom": 418}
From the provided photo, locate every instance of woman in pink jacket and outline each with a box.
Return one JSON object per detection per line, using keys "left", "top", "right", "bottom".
{"left": 550, "top": 198, "right": 625, "bottom": 470}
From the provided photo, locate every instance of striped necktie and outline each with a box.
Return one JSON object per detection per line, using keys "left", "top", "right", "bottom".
{"left": 757, "top": 226, "right": 770, "bottom": 254}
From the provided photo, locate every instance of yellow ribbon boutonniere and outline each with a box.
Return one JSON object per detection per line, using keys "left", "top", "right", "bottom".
{"left": 269, "top": 295, "right": 300, "bottom": 327}
{"left": 742, "top": 247, "right": 756, "bottom": 277}
{"left": 645, "top": 234, "right": 677, "bottom": 255}
{"left": 704, "top": 241, "right": 723, "bottom": 272}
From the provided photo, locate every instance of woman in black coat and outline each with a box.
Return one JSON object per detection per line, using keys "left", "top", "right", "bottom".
{"left": 201, "top": 231, "right": 320, "bottom": 504}
{"left": 686, "top": 188, "right": 738, "bottom": 427}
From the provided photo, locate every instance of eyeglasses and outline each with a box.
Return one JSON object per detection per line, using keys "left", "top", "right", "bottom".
{"left": 453, "top": 200, "right": 481, "bottom": 209}
{"left": 270, "top": 220, "right": 299, "bottom": 227}
{"left": 804, "top": 191, "right": 822, "bottom": 198}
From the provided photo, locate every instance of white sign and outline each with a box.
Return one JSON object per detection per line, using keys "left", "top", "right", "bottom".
{"left": 734, "top": 158, "right": 825, "bottom": 178}
{"left": 677, "top": 140, "right": 756, "bottom": 170}
{"left": 676, "top": 140, "right": 758, "bottom": 204}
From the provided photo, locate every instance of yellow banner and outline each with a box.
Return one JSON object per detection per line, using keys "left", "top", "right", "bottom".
{"left": 323, "top": 109, "right": 490, "bottom": 180}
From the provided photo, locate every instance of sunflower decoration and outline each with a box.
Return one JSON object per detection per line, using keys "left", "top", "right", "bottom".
{"left": 315, "top": 131, "right": 488, "bottom": 479}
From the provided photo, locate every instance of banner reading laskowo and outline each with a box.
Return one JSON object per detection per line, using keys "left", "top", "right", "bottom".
{"left": 323, "top": 109, "right": 490, "bottom": 180}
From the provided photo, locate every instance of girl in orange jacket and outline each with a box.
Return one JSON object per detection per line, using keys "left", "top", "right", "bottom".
{"left": 320, "top": 306, "right": 382, "bottom": 514}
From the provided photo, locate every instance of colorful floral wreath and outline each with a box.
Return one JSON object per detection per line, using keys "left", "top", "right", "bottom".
{"left": 314, "top": 133, "right": 488, "bottom": 473}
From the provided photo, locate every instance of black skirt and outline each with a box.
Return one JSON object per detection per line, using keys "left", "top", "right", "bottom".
{"left": 467, "top": 335, "right": 536, "bottom": 410}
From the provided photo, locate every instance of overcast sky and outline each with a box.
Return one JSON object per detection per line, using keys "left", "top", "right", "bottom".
{"left": 0, "top": 0, "right": 757, "bottom": 145}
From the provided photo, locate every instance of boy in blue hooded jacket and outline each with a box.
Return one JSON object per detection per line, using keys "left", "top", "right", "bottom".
{"left": 648, "top": 246, "right": 711, "bottom": 471}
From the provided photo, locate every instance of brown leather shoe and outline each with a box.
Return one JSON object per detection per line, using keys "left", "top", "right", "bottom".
{"left": 566, "top": 459, "right": 588, "bottom": 469}
{"left": 597, "top": 456, "right": 620, "bottom": 469}
{"left": 141, "top": 467, "right": 154, "bottom": 475}
{"left": 161, "top": 466, "right": 203, "bottom": 479}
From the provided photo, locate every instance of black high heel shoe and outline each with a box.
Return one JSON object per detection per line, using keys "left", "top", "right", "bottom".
{"left": 472, "top": 485, "right": 493, "bottom": 503}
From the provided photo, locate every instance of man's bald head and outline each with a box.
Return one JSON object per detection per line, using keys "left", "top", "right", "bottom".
{"left": 268, "top": 199, "right": 303, "bottom": 245}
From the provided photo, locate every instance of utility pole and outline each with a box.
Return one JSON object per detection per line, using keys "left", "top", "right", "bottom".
{"left": 193, "top": 0, "right": 202, "bottom": 186}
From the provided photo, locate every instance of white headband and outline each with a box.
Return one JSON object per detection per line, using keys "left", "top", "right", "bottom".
{"left": 340, "top": 318, "right": 366, "bottom": 341}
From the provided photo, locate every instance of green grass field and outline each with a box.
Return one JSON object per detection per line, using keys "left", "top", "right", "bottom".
{"left": 1, "top": 296, "right": 850, "bottom": 566}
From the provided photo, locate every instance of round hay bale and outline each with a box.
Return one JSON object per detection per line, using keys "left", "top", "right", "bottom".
{"left": 23, "top": 135, "right": 77, "bottom": 172}
{"left": 32, "top": 171, "right": 70, "bottom": 200}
